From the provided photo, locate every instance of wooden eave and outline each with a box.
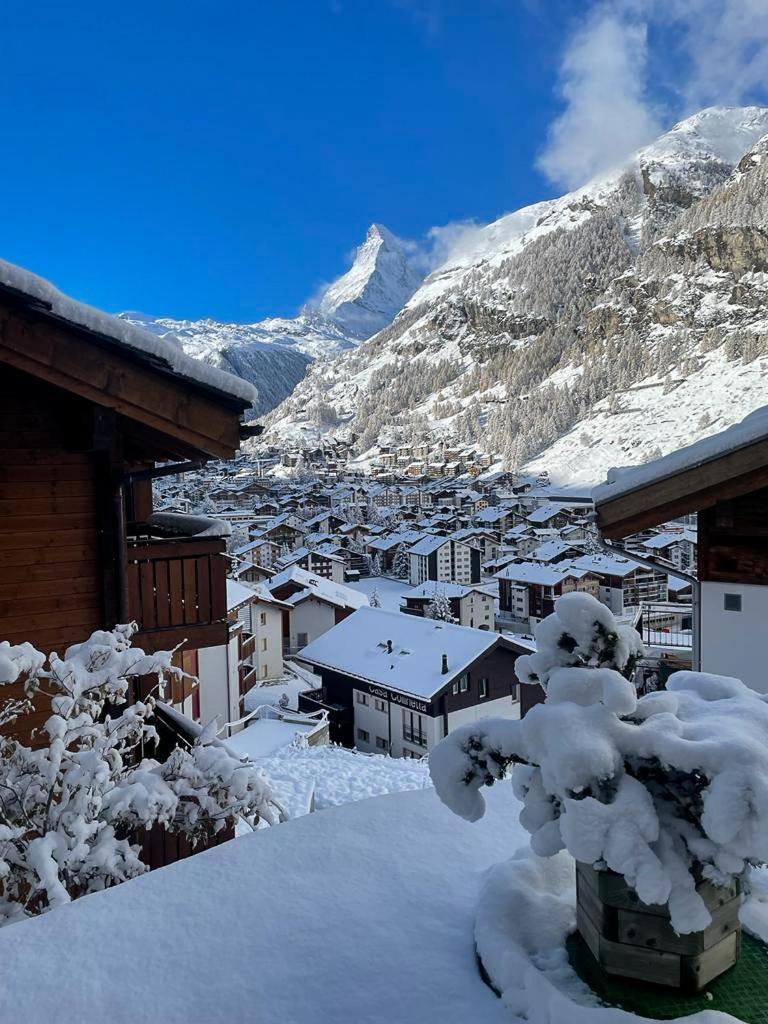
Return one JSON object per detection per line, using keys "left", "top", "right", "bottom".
{"left": 595, "top": 437, "right": 768, "bottom": 538}
{"left": 0, "top": 292, "right": 247, "bottom": 461}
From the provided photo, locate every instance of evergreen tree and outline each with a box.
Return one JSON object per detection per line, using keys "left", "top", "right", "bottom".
{"left": 425, "top": 588, "right": 454, "bottom": 622}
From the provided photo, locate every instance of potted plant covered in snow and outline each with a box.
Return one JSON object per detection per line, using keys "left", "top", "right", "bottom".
{"left": 430, "top": 592, "right": 768, "bottom": 992}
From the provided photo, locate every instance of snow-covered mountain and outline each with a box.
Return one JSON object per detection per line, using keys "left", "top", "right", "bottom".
{"left": 265, "top": 106, "right": 768, "bottom": 484}
{"left": 316, "top": 223, "right": 424, "bottom": 338}
{"left": 119, "top": 223, "right": 423, "bottom": 418}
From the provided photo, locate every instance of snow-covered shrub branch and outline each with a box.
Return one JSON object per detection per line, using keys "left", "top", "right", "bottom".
{"left": 0, "top": 624, "right": 277, "bottom": 925}
{"left": 430, "top": 592, "right": 768, "bottom": 933}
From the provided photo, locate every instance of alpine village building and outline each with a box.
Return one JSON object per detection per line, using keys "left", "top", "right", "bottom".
{"left": 0, "top": 266, "right": 255, "bottom": 783}
{"left": 593, "top": 408, "right": 768, "bottom": 695}
{"left": 297, "top": 606, "right": 530, "bottom": 755}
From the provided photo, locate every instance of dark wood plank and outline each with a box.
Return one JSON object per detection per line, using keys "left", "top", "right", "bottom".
{"left": 182, "top": 558, "right": 198, "bottom": 625}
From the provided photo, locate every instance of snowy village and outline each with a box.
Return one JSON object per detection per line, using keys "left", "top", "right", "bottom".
{"left": 1, "top": 4, "right": 768, "bottom": 1024}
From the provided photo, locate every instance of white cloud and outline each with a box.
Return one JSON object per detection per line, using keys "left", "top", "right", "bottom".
{"left": 664, "top": 0, "right": 768, "bottom": 108}
{"left": 538, "top": 0, "right": 768, "bottom": 192}
{"left": 537, "top": 4, "right": 662, "bottom": 190}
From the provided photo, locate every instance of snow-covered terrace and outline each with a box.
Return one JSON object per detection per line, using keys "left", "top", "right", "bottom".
{"left": 0, "top": 787, "right": 521, "bottom": 1024}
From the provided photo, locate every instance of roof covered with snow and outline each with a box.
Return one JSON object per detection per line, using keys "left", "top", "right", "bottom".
{"left": 267, "top": 566, "right": 368, "bottom": 610}
{"left": 0, "top": 258, "right": 256, "bottom": 406}
{"left": 298, "top": 606, "right": 499, "bottom": 698}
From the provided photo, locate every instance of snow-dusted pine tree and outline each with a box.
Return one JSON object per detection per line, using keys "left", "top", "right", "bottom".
{"left": 430, "top": 592, "right": 768, "bottom": 934}
{"left": 371, "top": 553, "right": 384, "bottom": 576}
{"left": 0, "top": 624, "right": 278, "bottom": 926}
{"left": 369, "top": 588, "right": 381, "bottom": 608}
{"left": 392, "top": 544, "right": 410, "bottom": 579}
{"left": 425, "top": 588, "right": 454, "bottom": 622}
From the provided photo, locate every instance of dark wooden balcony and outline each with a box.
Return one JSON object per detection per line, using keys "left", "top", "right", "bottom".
{"left": 241, "top": 630, "right": 256, "bottom": 661}
{"left": 126, "top": 517, "right": 229, "bottom": 653}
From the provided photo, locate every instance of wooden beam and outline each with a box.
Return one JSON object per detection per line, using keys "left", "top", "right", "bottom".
{"left": 596, "top": 440, "right": 768, "bottom": 538}
{"left": 0, "top": 306, "right": 243, "bottom": 460}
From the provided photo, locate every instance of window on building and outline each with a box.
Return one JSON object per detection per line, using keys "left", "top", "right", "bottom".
{"left": 261, "top": 637, "right": 268, "bottom": 652}
{"left": 479, "top": 678, "right": 488, "bottom": 699}
{"left": 376, "top": 736, "right": 388, "bottom": 751}
{"left": 356, "top": 691, "right": 369, "bottom": 705}
{"left": 297, "top": 632, "right": 308, "bottom": 649}
{"left": 402, "top": 710, "right": 427, "bottom": 747}
{"left": 452, "top": 682, "right": 458, "bottom": 695}
{"left": 724, "top": 593, "right": 742, "bottom": 612}
{"left": 374, "top": 698, "right": 387, "bottom": 712}
{"left": 458, "top": 674, "right": 469, "bottom": 693}
{"left": 262, "top": 665, "right": 268, "bottom": 679}
{"left": 357, "top": 728, "right": 370, "bottom": 743}
{"left": 511, "top": 683, "right": 519, "bottom": 702}
{"left": 260, "top": 612, "right": 267, "bottom": 626}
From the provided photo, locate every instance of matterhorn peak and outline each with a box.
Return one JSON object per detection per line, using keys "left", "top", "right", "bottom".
{"left": 317, "top": 223, "right": 423, "bottom": 339}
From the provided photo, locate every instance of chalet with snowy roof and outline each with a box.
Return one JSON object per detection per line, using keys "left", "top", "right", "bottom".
{"left": 273, "top": 545, "right": 346, "bottom": 583}
{"left": 495, "top": 562, "right": 601, "bottom": 632}
{"left": 0, "top": 258, "right": 254, "bottom": 746}
{"left": 258, "top": 514, "right": 307, "bottom": 549}
{"left": 529, "top": 539, "right": 586, "bottom": 564}
{"left": 408, "top": 535, "right": 481, "bottom": 586}
{"left": 402, "top": 581, "right": 495, "bottom": 629}
{"left": 570, "top": 553, "right": 668, "bottom": 613}
{"left": 594, "top": 406, "right": 768, "bottom": 693}
{"left": 266, "top": 566, "right": 368, "bottom": 655}
{"left": 297, "top": 607, "right": 523, "bottom": 755}
{"left": 637, "top": 527, "right": 697, "bottom": 574}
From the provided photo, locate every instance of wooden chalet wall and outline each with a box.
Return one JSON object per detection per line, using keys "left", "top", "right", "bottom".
{"left": 698, "top": 488, "right": 768, "bottom": 585}
{"left": 0, "top": 371, "right": 105, "bottom": 741}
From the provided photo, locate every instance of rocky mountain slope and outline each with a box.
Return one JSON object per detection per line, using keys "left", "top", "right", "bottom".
{"left": 264, "top": 107, "right": 768, "bottom": 484}
{"left": 119, "top": 224, "right": 423, "bottom": 418}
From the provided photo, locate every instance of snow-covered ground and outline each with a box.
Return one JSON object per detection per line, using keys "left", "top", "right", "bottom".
{"left": 0, "top": 786, "right": 523, "bottom": 1024}
{"left": 258, "top": 743, "right": 430, "bottom": 818}
{"left": 243, "top": 671, "right": 317, "bottom": 713}
{"left": 347, "top": 574, "right": 415, "bottom": 611}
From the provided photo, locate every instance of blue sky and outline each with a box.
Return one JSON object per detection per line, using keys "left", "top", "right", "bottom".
{"left": 0, "top": 1, "right": 766, "bottom": 322}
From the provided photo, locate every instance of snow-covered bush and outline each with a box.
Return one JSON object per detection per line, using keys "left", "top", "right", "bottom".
{"left": 430, "top": 592, "right": 768, "bottom": 933}
{"left": 425, "top": 588, "right": 454, "bottom": 622}
{"left": 0, "top": 624, "right": 277, "bottom": 925}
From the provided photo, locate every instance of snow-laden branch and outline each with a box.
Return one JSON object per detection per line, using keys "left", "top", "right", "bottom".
{"left": 430, "top": 592, "right": 768, "bottom": 934}
{"left": 0, "top": 624, "right": 277, "bottom": 926}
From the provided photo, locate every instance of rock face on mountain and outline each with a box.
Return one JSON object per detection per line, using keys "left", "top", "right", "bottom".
{"left": 265, "top": 107, "right": 768, "bottom": 484}
{"left": 119, "top": 223, "right": 423, "bottom": 418}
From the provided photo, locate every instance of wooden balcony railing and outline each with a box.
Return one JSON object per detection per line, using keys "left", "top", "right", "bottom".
{"left": 126, "top": 525, "right": 229, "bottom": 653}
{"left": 240, "top": 664, "right": 258, "bottom": 697}
{"left": 241, "top": 631, "right": 256, "bottom": 661}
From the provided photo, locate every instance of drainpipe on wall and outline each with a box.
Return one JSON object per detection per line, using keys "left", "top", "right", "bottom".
{"left": 592, "top": 531, "right": 701, "bottom": 672}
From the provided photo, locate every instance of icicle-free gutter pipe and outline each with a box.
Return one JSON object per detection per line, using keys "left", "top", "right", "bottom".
{"left": 591, "top": 525, "right": 701, "bottom": 671}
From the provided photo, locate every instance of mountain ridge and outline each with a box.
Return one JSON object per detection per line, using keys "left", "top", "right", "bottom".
{"left": 263, "top": 105, "right": 768, "bottom": 484}
{"left": 118, "top": 222, "right": 424, "bottom": 417}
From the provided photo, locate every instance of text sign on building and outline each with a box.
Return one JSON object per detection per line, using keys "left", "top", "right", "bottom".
{"left": 366, "top": 683, "right": 430, "bottom": 715}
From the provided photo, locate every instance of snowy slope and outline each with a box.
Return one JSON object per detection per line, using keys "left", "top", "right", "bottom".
{"left": 265, "top": 106, "right": 768, "bottom": 483}
{"left": 119, "top": 223, "right": 423, "bottom": 417}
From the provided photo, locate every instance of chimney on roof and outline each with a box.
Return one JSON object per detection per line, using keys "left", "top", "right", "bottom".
{"left": 386, "top": 640, "right": 393, "bottom": 654}
{"left": 441, "top": 654, "right": 449, "bottom": 675}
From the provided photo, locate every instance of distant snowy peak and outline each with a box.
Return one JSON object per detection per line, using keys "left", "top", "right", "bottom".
{"left": 317, "top": 223, "right": 424, "bottom": 338}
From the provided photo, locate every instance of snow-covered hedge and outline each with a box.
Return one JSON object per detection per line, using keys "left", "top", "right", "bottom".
{"left": 0, "top": 624, "right": 277, "bottom": 925}
{"left": 430, "top": 592, "right": 768, "bottom": 934}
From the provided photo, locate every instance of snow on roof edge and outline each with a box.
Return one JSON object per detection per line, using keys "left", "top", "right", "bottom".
{"left": 593, "top": 405, "right": 768, "bottom": 506}
{"left": 0, "top": 260, "right": 257, "bottom": 407}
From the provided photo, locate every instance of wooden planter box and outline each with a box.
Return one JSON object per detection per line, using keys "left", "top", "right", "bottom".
{"left": 576, "top": 861, "right": 741, "bottom": 993}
